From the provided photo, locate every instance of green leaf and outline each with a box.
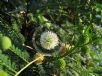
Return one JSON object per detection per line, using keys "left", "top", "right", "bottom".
{"left": 0, "top": 50, "right": 17, "bottom": 74}
{"left": 10, "top": 45, "right": 29, "bottom": 63}
{"left": 96, "top": 3, "right": 102, "bottom": 10}
{"left": 94, "top": 37, "right": 102, "bottom": 44}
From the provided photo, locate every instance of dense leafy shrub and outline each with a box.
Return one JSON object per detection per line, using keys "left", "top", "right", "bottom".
{"left": 0, "top": 0, "right": 102, "bottom": 76}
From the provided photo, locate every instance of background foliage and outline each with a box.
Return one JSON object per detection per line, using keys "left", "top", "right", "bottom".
{"left": 0, "top": 0, "right": 102, "bottom": 76}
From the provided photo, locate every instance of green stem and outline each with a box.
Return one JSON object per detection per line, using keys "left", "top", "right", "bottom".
{"left": 56, "top": 40, "right": 93, "bottom": 60}
{"left": 15, "top": 58, "right": 39, "bottom": 76}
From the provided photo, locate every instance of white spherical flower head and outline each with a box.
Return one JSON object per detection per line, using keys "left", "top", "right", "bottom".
{"left": 40, "top": 31, "right": 59, "bottom": 50}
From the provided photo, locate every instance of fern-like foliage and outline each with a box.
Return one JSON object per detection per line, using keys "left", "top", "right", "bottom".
{"left": 0, "top": 18, "right": 25, "bottom": 46}
{"left": 0, "top": 17, "right": 30, "bottom": 76}
{"left": 10, "top": 45, "right": 29, "bottom": 63}
{"left": 0, "top": 50, "right": 17, "bottom": 75}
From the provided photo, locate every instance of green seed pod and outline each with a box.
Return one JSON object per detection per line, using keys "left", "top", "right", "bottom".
{"left": 0, "top": 70, "right": 8, "bottom": 76}
{"left": 56, "top": 58, "right": 66, "bottom": 70}
{"left": 0, "top": 36, "right": 12, "bottom": 50}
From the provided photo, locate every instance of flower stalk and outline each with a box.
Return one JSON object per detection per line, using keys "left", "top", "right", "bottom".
{"left": 15, "top": 53, "right": 44, "bottom": 76}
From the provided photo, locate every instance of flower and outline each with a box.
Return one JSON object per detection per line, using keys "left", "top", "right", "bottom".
{"left": 40, "top": 31, "right": 59, "bottom": 50}
{"left": 59, "top": 43, "right": 72, "bottom": 56}
{"left": 34, "top": 52, "right": 44, "bottom": 65}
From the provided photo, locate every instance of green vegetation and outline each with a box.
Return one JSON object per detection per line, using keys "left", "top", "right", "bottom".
{"left": 0, "top": 0, "right": 102, "bottom": 76}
